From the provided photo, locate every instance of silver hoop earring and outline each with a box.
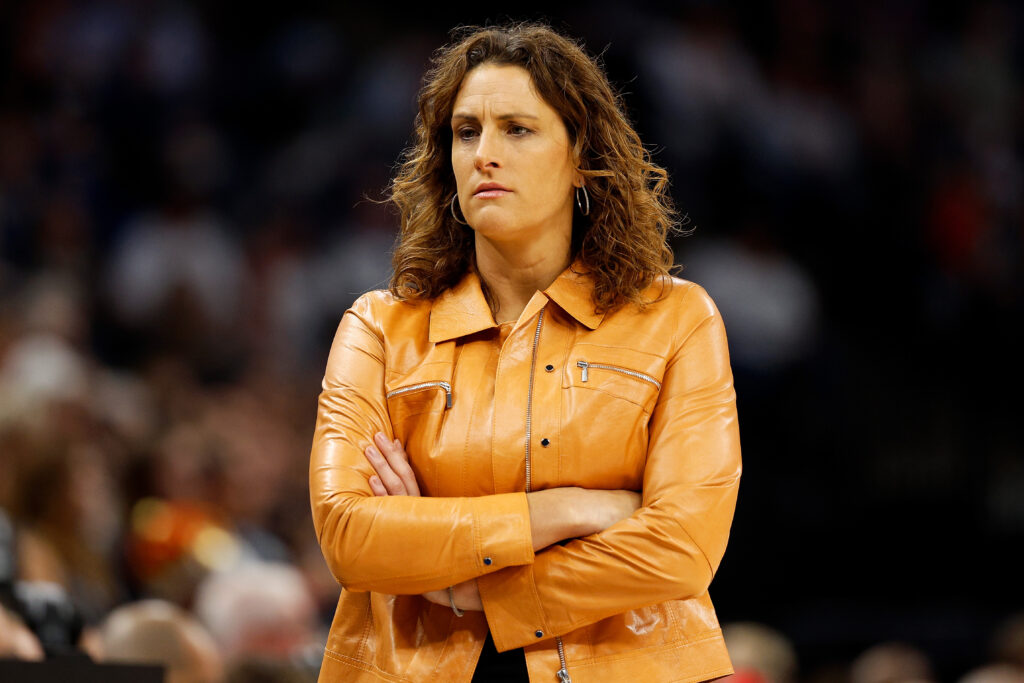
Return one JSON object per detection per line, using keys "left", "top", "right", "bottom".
{"left": 450, "top": 194, "right": 468, "bottom": 226}
{"left": 575, "top": 186, "right": 590, "bottom": 216}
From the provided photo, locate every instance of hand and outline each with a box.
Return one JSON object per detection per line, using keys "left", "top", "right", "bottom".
{"left": 364, "top": 432, "right": 420, "bottom": 496}
{"left": 527, "top": 487, "right": 642, "bottom": 551}
{"left": 365, "top": 434, "right": 470, "bottom": 609}
{"left": 422, "top": 580, "right": 483, "bottom": 613}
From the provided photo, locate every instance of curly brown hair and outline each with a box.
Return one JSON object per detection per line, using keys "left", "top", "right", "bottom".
{"left": 388, "top": 22, "right": 681, "bottom": 313}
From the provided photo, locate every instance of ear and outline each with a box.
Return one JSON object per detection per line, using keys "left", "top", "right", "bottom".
{"left": 571, "top": 144, "right": 585, "bottom": 188}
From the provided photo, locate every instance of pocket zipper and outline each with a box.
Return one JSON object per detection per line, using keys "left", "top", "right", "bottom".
{"left": 385, "top": 381, "right": 452, "bottom": 409}
{"left": 576, "top": 360, "right": 661, "bottom": 389}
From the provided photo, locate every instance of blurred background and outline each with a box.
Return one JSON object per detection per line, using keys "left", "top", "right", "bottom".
{"left": 1, "top": 0, "right": 1022, "bottom": 681}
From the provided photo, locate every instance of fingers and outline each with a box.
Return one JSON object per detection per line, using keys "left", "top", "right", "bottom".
{"left": 364, "top": 442, "right": 406, "bottom": 495}
{"left": 375, "top": 432, "right": 421, "bottom": 497}
{"left": 368, "top": 475, "right": 389, "bottom": 496}
{"left": 421, "top": 583, "right": 482, "bottom": 611}
{"left": 452, "top": 579, "right": 483, "bottom": 611}
{"left": 421, "top": 589, "right": 447, "bottom": 606}
{"left": 363, "top": 432, "right": 421, "bottom": 496}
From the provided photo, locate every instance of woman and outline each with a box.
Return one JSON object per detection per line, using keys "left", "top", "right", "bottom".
{"left": 310, "top": 23, "right": 741, "bottom": 683}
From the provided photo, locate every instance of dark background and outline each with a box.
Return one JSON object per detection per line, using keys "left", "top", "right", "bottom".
{"left": 1, "top": 1, "right": 1021, "bottom": 680}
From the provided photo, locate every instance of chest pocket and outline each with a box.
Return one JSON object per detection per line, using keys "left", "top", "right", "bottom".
{"left": 386, "top": 377, "right": 451, "bottom": 420}
{"left": 384, "top": 339, "right": 457, "bottom": 488}
{"left": 560, "top": 345, "right": 665, "bottom": 489}
{"left": 564, "top": 345, "right": 664, "bottom": 412}
{"left": 386, "top": 360, "right": 452, "bottom": 427}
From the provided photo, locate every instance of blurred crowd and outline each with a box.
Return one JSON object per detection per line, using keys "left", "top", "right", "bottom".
{"left": 0, "top": 0, "right": 1021, "bottom": 681}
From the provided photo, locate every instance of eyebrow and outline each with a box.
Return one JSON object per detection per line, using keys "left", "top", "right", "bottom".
{"left": 451, "top": 112, "right": 540, "bottom": 123}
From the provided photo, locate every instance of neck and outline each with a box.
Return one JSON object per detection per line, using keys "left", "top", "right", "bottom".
{"left": 474, "top": 236, "right": 571, "bottom": 324}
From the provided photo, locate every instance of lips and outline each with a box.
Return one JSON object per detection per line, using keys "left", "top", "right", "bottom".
{"left": 473, "top": 182, "right": 511, "bottom": 197}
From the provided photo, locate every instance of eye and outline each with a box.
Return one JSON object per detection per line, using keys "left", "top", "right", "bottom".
{"left": 455, "top": 127, "right": 478, "bottom": 141}
{"left": 508, "top": 124, "right": 531, "bottom": 136}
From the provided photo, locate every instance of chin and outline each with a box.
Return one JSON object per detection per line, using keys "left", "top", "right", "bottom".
{"left": 468, "top": 214, "right": 523, "bottom": 239}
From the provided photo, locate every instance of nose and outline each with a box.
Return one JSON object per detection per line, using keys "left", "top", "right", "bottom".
{"left": 474, "top": 128, "right": 502, "bottom": 170}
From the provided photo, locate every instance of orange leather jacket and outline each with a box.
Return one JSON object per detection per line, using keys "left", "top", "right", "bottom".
{"left": 310, "top": 263, "right": 741, "bottom": 682}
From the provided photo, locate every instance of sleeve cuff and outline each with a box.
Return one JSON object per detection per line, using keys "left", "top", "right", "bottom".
{"left": 478, "top": 563, "right": 550, "bottom": 651}
{"left": 470, "top": 492, "right": 534, "bottom": 572}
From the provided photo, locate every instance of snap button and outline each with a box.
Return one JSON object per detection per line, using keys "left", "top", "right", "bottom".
{"left": 540, "top": 438, "right": 550, "bottom": 447}
{"left": 483, "top": 557, "right": 492, "bottom": 566}
{"left": 535, "top": 630, "right": 544, "bottom": 638}
{"left": 544, "top": 364, "right": 554, "bottom": 372}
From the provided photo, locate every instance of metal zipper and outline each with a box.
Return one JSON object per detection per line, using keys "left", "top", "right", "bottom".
{"left": 576, "top": 360, "right": 661, "bottom": 389}
{"left": 556, "top": 638, "right": 571, "bottom": 682}
{"left": 385, "top": 381, "right": 452, "bottom": 409}
{"left": 521, "top": 310, "right": 569, "bottom": 682}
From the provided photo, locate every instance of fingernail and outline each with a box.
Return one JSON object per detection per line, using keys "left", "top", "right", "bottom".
{"left": 366, "top": 446, "right": 379, "bottom": 458}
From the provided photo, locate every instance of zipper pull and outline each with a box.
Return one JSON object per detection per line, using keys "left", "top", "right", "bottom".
{"left": 556, "top": 668, "right": 572, "bottom": 683}
{"left": 576, "top": 360, "right": 589, "bottom": 383}
{"left": 442, "top": 383, "right": 453, "bottom": 409}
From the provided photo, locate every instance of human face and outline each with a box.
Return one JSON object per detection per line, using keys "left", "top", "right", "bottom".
{"left": 451, "top": 64, "right": 580, "bottom": 252}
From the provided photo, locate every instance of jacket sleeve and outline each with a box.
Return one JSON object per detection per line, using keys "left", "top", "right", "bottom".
{"left": 476, "top": 285, "right": 741, "bottom": 651}
{"left": 309, "top": 294, "right": 535, "bottom": 595}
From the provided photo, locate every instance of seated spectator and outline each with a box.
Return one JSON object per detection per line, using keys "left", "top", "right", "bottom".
{"left": 722, "top": 621, "right": 798, "bottom": 683}
{"left": 850, "top": 641, "right": 935, "bottom": 683}
{"left": 193, "top": 561, "right": 319, "bottom": 666}
{"left": 99, "top": 599, "right": 222, "bottom": 683}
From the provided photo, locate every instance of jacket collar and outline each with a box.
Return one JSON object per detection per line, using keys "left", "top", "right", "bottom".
{"left": 428, "top": 261, "right": 604, "bottom": 343}
{"left": 543, "top": 262, "right": 605, "bottom": 330}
